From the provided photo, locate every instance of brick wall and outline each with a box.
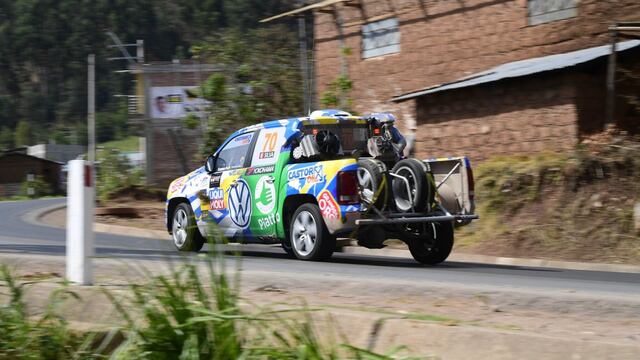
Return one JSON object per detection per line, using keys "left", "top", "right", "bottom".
{"left": 413, "top": 71, "right": 583, "bottom": 162}
{"left": 314, "top": 0, "right": 640, "bottom": 133}
{"left": 151, "top": 119, "right": 204, "bottom": 188}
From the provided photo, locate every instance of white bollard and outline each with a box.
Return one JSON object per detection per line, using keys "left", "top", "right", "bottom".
{"left": 66, "top": 160, "right": 94, "bottom": 285}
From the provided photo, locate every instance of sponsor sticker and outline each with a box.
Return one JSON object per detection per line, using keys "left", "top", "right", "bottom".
{"left": 208, "top": 188, "right": 225, "bottom": 210}
{"left": 246, "top": 165, "right": 275, "bottom": 175}
{"left": 234, "top": 134, "right": 253, "bottom": 145}
{"left": 318, "top": 190, "right": 340, "bottom": 220}
{"left": 169, "top": 176, "right": 186, "bottom": 194}
{"left": 287, "top": 164, "right": 325, "bottom": 186}
{"left": 255, "top": 176, "right": 276, "bottom": 214}
{"left": 258, "top": 151, "right": 275, "bottom": 159}
{"left": 209, "top": 174, "right": 221, "bottom": 187}
{"left": 228, "top": 179, "right": 252, "bottom": 228}
{"left": 258, "top": 213, "right": 280, "bottom": 230}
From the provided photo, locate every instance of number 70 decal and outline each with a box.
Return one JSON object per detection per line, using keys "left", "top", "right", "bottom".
{"left": 253, "top": 128, "right": 285, "bottom": 164}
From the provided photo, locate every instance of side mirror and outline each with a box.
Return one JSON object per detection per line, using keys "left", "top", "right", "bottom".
{"left": 205, "top": 155, "right": 216, "bottom": 173}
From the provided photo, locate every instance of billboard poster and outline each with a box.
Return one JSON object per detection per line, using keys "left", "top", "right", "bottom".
{"left": 150, "top": 86, "right": 211, "bottom": 119}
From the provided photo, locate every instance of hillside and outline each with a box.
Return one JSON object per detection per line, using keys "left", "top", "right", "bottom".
{"left": 455, "top": 134, "right": 640, "bottom": 265}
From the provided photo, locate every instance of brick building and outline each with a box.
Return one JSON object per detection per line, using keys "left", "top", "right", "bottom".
{"left": 0, "top": 151, "right": 62, "bottom": 197}
{"left": 282, "top": 0, "right": 640, "bottom": 162}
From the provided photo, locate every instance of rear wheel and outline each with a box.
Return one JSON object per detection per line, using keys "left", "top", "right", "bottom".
{"left": 171, "top": 203, "right": 205, "bottom": 252}
{"left": 290, "top": 203, "right": 336, "bottom": 261}
{"left": 402, "top": 219, "right": 454, "bottom": 265}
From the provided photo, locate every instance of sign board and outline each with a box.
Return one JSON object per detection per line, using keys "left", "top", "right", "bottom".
{"left": 150, "top": 86, "right": 211, "bottom": 119}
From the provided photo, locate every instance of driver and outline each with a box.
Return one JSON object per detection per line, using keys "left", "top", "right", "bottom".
{"left": 369, "top": 113, "right": 407, "bottom": 158}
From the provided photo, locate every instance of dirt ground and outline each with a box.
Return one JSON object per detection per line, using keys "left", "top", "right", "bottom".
{"left": 42, "top": 198, "right": 166, "bottom": 231}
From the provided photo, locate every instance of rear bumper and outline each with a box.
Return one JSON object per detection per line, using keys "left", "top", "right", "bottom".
{"left": 326, "top": 211, "right": 360, "bottom": 235}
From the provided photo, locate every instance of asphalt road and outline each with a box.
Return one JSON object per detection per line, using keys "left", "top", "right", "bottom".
{"left": 1, "top": 198, "right": 639, "bottom": 300}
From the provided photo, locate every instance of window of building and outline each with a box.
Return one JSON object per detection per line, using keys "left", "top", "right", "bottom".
{"left": 362, "top": 17, "right": 400, "bottom": 59}
{"left": 528, "top": 0, "right": 577, "bottom": 26}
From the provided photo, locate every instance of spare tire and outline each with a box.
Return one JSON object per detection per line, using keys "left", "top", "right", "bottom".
{"left": 390, "top": 158, "right": 435, "bottom": 212}
{"left": 357, "top": 158, "right": 387, "bottom": 211}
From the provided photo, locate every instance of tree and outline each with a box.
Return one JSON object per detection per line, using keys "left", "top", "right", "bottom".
{"left": 193, "top": 26, "right": 302, "bottom": 154}
{"left": 14, "top": 120, "right": 31, "bottom": 147}
{"left": 0, "top": 127, "right": 13, "bottom": 150}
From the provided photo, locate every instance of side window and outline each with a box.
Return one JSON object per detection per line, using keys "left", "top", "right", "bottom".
{"left": 216, "top": 133, "right": 254, "bottom": 171}
{"left": 251, "top": 128, "right": 287, "bottom": 167}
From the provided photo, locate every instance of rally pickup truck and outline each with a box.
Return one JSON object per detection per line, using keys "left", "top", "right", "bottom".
{"left": 166, "top": 110, "right": 477, "bottom": 264}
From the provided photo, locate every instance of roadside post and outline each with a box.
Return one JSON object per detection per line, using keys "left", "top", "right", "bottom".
{"left": 66, "top": 160, "right": 94, "bottom": 285}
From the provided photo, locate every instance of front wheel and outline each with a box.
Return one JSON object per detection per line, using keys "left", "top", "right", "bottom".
{"left": 171, "top": 203, "right": 205, "bottom": 252}
{"left": 403, "top": 220, "right": 454, "bottom": 265}
{"left": 290, "top": 203, "right": 336, "bottom": 261}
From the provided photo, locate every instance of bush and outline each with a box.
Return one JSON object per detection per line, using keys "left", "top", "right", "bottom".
{"left": 20, "top": 175, "right": 53, "bottom": 198}
{"left": 0, "top": 266, "right": 85, "bottom": 359}
{"left": 0, "top": 237, "right": 416, "bottom": 359}
{"left": 97, "top": 149, "right": 143, "bottom": 202}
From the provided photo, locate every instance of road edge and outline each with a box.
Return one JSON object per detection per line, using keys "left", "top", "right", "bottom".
{"left": 22, "top": 202, "right": 170, "bottom": 240}
{"left": 24, "top": 203, "right": 640, "bottom": 274}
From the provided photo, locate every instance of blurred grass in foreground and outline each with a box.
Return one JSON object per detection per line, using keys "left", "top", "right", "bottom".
{"left": 0, "top": 235, "right": 418, "bottom": 359}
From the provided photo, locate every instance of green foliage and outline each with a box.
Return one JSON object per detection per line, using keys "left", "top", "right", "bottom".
{"left": 100, "top": 136, "right": 140, "bottom": 153}
{"left": 97, "top": 148, "right": 143, "bottom": 201}
{"left": 0, "top": 244, "right": 417, "bottom": 359}
{"left": 0, "top": 126, "right": 13, "bottom": 150}
{"left": 96, "top": 107, "right": 129, "bottom": 143}
{"left": 194, "top": 27, "right": 303, "bottom": 154}
{"left": 14, "top": 120, "right": 30, "bottom": 147}
{"left": 320, "top": 75, "right": 353, "bottom": 111}
{"left": 105, "top": 237, "right": 414, "bottom": 359}
{"left": 0, "top": 266, "right": 84, "bottom": 359}
{"left": 20, "top": 175, "right": 53, "bottom": 198}
{"left": 0, "top": 0, "right": 299, "bottom": 146}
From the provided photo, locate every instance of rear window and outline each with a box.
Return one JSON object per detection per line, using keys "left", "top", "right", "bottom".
{"left": 302, "top": 124, "right": 368, "bottom": 154}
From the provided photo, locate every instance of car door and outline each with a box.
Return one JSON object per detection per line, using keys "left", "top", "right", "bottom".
{"left": 242, "top": 127, "right": 288, "bottom": 238}
{"left": 206, "top": 132, "right": 256, "bottom": 238}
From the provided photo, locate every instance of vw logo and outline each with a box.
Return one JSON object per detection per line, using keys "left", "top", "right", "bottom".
{"left": 228, "top": 179, "right": 252, "bottom": 228}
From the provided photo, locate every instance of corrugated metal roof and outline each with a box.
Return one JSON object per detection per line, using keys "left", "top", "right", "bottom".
{"left": 391, "top": 40, "right": 640, "bottom": 102}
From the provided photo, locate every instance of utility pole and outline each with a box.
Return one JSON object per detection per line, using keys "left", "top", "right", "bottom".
{"left": 88, "top": 54, "right": 96, "bottom": 164}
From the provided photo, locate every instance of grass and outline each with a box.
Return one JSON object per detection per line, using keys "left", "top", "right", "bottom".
{"left": 455, "top": 143, "right": 640, "bottom": 264}
{"left": 0, "top": 233, "right": 419, "bottom": 359}
{"left": 98, "top": 136, "right": 140, "bottom": 153}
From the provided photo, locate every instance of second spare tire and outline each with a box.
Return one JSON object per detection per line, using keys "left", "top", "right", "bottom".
{"left": 390, "top": 158, "right": 435, "bottom": 212}
{"left": 357, "top": 158, "right": 388, "bottom": 211}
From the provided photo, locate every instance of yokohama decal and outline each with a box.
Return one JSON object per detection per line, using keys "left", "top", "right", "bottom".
{"left": 318, "top": 190, "right": 339, "bottom": 220}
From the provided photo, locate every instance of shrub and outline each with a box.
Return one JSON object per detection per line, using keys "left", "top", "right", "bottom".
{"left": 20, "top": 175, "right": 53, "bottom": 198}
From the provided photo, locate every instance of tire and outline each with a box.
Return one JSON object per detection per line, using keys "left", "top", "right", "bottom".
{"left": 281, "top": 238, "right": 295, "bottom": 257}
{"left": 289, "top": 203, "right": 336, "bottom": 261}
{"left": 402, "top": 219, "right": 454, "bottom": 265}
{"left": 171, "top": 203, "right": 205, "bottom": 252}
{"left": 390, "top": 158, "right": 435, "bottom": 212}
{"left": 357, "top": 158, "right": 387, "bottom": 211}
